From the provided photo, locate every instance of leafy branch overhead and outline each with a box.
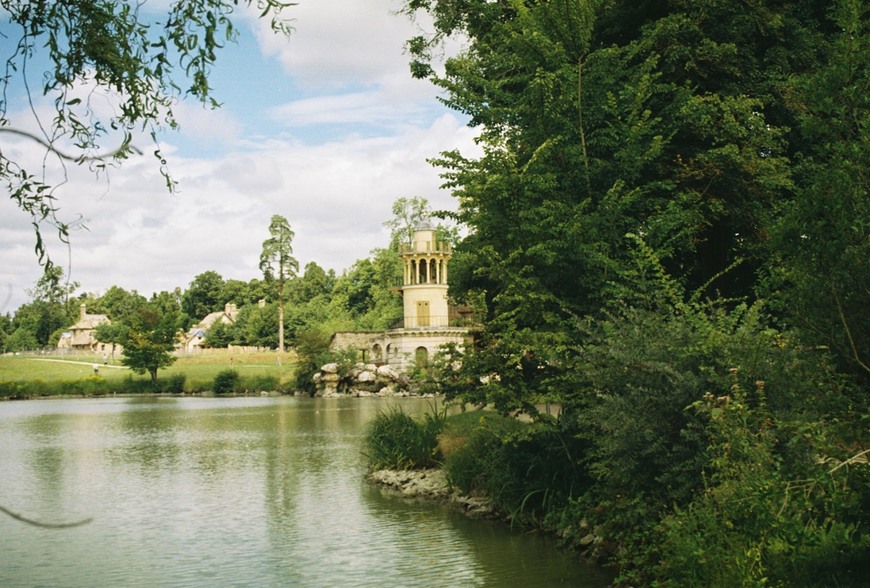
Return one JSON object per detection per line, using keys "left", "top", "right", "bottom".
{"left": 1, "top": 0, "right": 295, "bottom": 271}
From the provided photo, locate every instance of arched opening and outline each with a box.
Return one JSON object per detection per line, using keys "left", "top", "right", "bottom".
{"left": 419, "top": 259, "right": 428, "bottom": 283}
{"left": 429, "top": 259, "right": 437, "bottom": 284}
{"left": 371, "top": 343, "right": 383, "bottom": 362}
{"left": 415, "top": 346, "right": 429, "bottom": 369}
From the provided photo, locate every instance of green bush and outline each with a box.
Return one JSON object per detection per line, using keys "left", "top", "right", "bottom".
{"left": 365, "top": 406, "right": 444, "bottom": 470}
{"left": 440, "top": 412, "right": 591, "bottom": 524}
{"left": 212, "top": 369, "right": 240, "bottom": 395}
{"left": 292, "top": 328, "right": 332, "bottom": 395}
{"left": 247, "top": 374, "right": 279, "bottom": 393}
{"left": 164, "top": 373, "right": 186, "bottom": 393}
{"left": 121, "top": 374, "right": 161, "bottom": 393}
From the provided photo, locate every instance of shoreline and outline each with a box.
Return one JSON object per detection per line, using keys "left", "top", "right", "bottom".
{"left": 366, "top": 467, "right": 616, "bottom": 568}
{"left": 366, "top": 468, "right": 498, "bottom": 519}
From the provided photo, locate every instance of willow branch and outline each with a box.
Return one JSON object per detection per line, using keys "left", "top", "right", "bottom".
{"left": 0, "top": 128, "right": 142, "bottom": 161}
{"left": 0, "top": 504, "right": 92, "bottom": 529}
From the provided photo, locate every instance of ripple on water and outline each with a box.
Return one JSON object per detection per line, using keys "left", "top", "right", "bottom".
{"left": 0, "top": 397, "right": 610, "bottom": 588}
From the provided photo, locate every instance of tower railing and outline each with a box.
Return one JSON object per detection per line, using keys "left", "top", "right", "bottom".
{"left": 389, "top": 316, "right": 475, "bottom": 330}
{"left": 398, "top": 241, "right": 452, "bottom": 254}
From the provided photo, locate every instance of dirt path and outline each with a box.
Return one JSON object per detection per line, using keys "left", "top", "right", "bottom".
{"left": 27, "top": 358, "right": 128, "bottom": 370}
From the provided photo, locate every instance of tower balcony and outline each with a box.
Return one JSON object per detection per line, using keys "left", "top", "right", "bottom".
{"left": 398, "top": 241, "right": 452, "bottom": 254}
{"left": 388, "top": 316, "right": 476, "bottom": 330}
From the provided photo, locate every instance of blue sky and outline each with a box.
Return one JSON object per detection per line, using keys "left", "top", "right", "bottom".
{"left": 0, "top": 0, "right": 478, "bottom": 312}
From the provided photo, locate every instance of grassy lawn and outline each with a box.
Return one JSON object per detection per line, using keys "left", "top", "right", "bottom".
{"left": 0, "top": 349, "right": 298, "bottom": 397}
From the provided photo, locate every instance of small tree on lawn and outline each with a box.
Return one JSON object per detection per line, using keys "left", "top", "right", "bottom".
{"left": 120, "top": 305, "right": 179, "bottom": 383}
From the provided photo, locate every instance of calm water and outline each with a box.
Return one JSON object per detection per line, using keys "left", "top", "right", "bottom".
{"left": 0, "top": 396, "right": 610, "bottom": 587}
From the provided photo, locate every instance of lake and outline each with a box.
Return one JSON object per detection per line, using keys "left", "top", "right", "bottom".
{"left": 0, "top": 396, "right": 610, "bottom": 587}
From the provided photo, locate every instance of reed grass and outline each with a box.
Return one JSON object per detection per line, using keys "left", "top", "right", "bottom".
{"left": 365, "top": 405, "right": 446, "bottom": 470}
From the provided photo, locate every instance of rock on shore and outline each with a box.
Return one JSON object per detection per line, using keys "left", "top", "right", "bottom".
{"left": 366, "top": 468, "right": 496, "bottom": 519}
{"left": 367, "top": 468, "right": 615, "bottom": 565}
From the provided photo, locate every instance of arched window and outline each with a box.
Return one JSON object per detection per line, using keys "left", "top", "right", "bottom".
{"left": 372, "top": 343, "right": 383, "bottom": 362}
{"left": 415, "top": 346, "right": 429, "bottom": 368}
{"left": 419, "top": 259, "right": 428, "bottom": 283}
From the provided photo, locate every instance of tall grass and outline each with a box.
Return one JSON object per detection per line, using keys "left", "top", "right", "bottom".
{"left": 365, "top": 404, "right": 446, "bottom": 470}
{"left": 364, "top": 407, "right": 594, "bottom": 527}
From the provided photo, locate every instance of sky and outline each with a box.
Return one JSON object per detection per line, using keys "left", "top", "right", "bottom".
{"left": 0, "top": 0, "right": 480, "bottom": 313}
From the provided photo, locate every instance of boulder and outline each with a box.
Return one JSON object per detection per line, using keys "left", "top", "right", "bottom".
{"left": 321, "top": 362, "right": 339, "bottom": 374}
{"left": 357, "top": 370, "right": 377, "bottom": 383}
{"left": 376, "top": 364, "right": 400, "bottom": 381}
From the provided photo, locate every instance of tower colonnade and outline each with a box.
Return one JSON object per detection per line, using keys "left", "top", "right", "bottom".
{"left": 403, "top": 253, "right": 450, "bottom": 286}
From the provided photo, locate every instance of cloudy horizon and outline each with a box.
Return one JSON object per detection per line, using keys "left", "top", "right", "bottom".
{"left": 0, "top": 0, "right": 479, "bottom": 313}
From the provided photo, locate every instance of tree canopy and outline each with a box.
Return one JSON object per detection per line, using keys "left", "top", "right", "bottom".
{"left": 404, "top": 0, "right": 867, "bottom": 396}
{"left": 401, "top": 1, "right": 868, "bottom": 583}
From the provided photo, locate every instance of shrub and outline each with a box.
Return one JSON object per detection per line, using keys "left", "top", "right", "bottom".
{"left": 292, "top": 328, "right": 332, "bottom": 394}
{"left": 247, "top": 374, "right": 279, "bottom": 393}
{"left": 365, "top": 406, "right": 444, "bottom": 470}
{"left": 164, "top": 373, "right": 186, "bottom": 393}
{"left": 650, "top": 386, "right": 869, "bottom": 587}
{"left": 122, "top": 374, "right": 161, "bottom": 393}
{"left": 441, "top": 412, "right": 590, "bottom": 524}
{"left": 213, "top": 369, "right": 240, "bottom": 395}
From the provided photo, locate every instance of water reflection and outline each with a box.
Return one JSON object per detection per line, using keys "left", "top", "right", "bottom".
{"left": 0, "top": 397, "right": 609, "bottom": 587}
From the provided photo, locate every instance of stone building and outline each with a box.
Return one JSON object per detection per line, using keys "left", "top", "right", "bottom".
{"left": 330, "top": 219, "right": 471, "bottom": 372}
{"left": 58, "top": 304, "right": 112, "bottom": 352}
{"left": 180, "top": 303, "right": 240, "bottom": 352}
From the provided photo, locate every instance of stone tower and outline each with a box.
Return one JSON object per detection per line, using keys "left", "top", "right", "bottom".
{"left": 399, "top": 218, "right": 451, "bottom": 328}
{"left": 327, "top": 217, "right": 469, "bottom": 374}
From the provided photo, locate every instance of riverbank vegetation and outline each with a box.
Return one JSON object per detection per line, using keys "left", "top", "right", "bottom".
{"left": 2, "top": 1, "right": 867, "bottom": 585}
{"left": 0, "top": 350, "right": 295, "bottom": 398}
{"left": 363, "top": 1, "right": 868, "bottom": 585}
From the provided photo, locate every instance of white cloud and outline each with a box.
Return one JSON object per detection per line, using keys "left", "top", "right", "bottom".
{"left": 0, "top": 0, "right": 481, "bottom": 314}
{"left": 256, "top": 0, "right": 418, "bottom": 90}
{"left": 1, "top": 112, "right": 479, "bottom": 312}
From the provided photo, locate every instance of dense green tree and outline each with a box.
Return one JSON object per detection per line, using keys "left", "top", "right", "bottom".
{"left": 288, "top": 262, "right": 334, "bottom": 305}
{"left": 763, "top": 0, "right": 869, "bottom": 383}
{"left": 203, "top": 319, "right": 235, "bottom": 348}
{"left": 236, "top": 301, "right": 279, "bottom": 349}
{"left": 181, "top": 271, "right": 225, "bottom": 321}
{"left": 2, "top": 0, "right": 294, "bottom": 273}
{"left": 10, "top": 267, "right": 79, "bottom": 348}
{"left": 327, "top": 249, "right": 403, "bottom": 331}
{"left": 4, "top": 326, "right": 38, "bottom": 352}
{"left": 0, "top": 313, "right": 11, "bottom": 352}
{"left": 94, "top": 322, "right": 128, "bottom": 362}
{"left": 92, "top": 286, "right": 147, "bottom": 323}
{"left": 360, "top": 247, "right": 404, "bottom": 330}
{"left": 405, "top": 0, "right": 841, "bottom": 411}
{"left": 338, "top": 258, "right": 377, "bottom": 317}
{"left": 291, "top": 328, "right": 332, "bottom": 394}
{"left": 119, "top": 303, "right": 181, "bottom": 382}
{"left": 399, "top": 3, "right": 869, "bottom": 584}
{"left": 219, "top": 278, "right": 265, "bottom": 308}
{"left": 259, "top": 215, "right": 299, "bottom": 352}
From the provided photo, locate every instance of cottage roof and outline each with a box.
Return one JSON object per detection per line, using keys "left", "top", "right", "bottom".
{"left": 69, "top": 312, "right": 110, "bottom": 331}
{"left": 191, "top": 303, "right": 239, "bottom": 331}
